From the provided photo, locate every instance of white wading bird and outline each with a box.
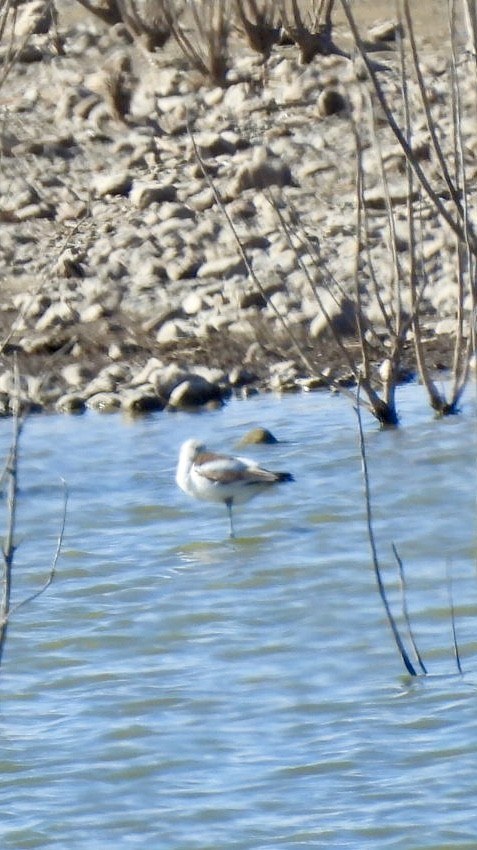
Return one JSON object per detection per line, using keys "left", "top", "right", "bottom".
{"left": 176, "top": 438, "right": 294, "bottom": 537}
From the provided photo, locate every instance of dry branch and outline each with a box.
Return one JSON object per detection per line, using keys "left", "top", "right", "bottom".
{"left": 188, "top": 122, "right": 373, "bottom": 413}
{"left": 0, "top": 364, "right": 22, "bottom": 666}
{"left": 73, "top": 0, "right": 123, "bottom": 25}
{"left": 392, "top": 543, "right": 427, "bottom": 675}
{"left": 342, "top": 0, "right": 476, "bottom": 417}
{"left": 6, "top": 479, "right": 68, "bottom": 623}
{"left": 0, "top": 364, "right": 66, "bottom": 668}
{"left": 116, "top": 0, "right": 172, "bottom": 50}
{"left": 356, "top": 380, "right": 417, "bottom": 676}
{"left": 171, "top": 0, "right": 231, "bottom": 85}
{"left": 280, "top": 0, "right": 349, "bottom": 63}
{"left": 445, "top": 559, "right": 463, "bottom": 674}
{"left": 340, "top": 0, "right": 477, "bottom": 254}
{"left": 235, "top": 0, "right": 281, "bottom": 62}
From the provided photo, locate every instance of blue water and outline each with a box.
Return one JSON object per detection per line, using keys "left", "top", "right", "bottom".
{"left": 0, "top": 383, "right": 476, "bottom": 849}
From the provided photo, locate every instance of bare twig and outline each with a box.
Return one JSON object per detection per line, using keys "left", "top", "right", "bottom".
{"left": 5, "top": 479, "right": 68, "bottom": 623}
{"left": 462, "top": 0, "right": 477, "bottom": 64}
{"left": 0, "top": 0, "right": 13, "bottom": 44}
{"left": 116, "top": 0, "right": 172, "bottom": 51}
{"left": 188, "top": 121, "right": 372, "bottom": 411}
{"left": 351, "top": 101, "right": 396, "bottom": 341}
{"left": 235, "top": 0, "right": 281, "bottom": 62}
{"left": 356, "top": 379, "right": 417, "bottom": 675}
{"left": 445, "top": 559, "right": 463, "bottom": 674}
{"left": 363, "top": 89, "right": 408, "bottom": 417}
{"left": 171, "top": 0, "right": 231, "bottom": 85}
{"left": 0, "top": 360, "right": 22, "bottom": 666}
{"left": 0, "top": 361, "right": 66, "bottom": 665}
{"left": 280, "top": 0, "right": 349, "bottom": 64}
{"left": 402, "top": 0, "right": 464, "bottom": 216}
{"left": 0, "top": 0, "right": 49, "bottom": 88}
{"left": 447, "top": 2, "right": 476, "bottom": 409}
{"left": 392, "top": 542, "right": 427, "bottom": 674}
{"left": 266, "top": 195, "right": 358, "bottom": 373}
{"left": 263, "top": 183, "right": 401, "bottom": 424}
{"left": 73, "top": 0, "right": 122, "bottom": 25}
{"left": 397, "top": 13, "right": 448, "bottom": 413}
{"left": 340, "top": 0, "right": 477, "bottom": 255}
{"left": 352, "top": 121, "right": 371, "bottom": 381}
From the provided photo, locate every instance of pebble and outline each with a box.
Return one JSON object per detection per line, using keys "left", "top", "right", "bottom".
{"left": 317, "top": 89, "right": 347, "bottom": 116}
{"left": 165, "top": 255, "right": 203, "bottom": 281}
{"left": 194, "top": 132, "right": 238, "bottom": 157}
{"left": 156, "top": 319, "right": 190, "bottom": 344}
{"left": 129, "top": 181, "right": 177, "bottom": 209}
{"left": 147, "top": 364, "right": 189, "bottom": 399}
{"left": 182, "top": 293, "right": 203, "bottom": 315}
{"left": 35, "top": 302, "right": 76, "bottom": 331}
{"left": 197, "top": 255, "right": 246, "bottom": 279}
{"left": 228, "top": 146, "right": 294, "bottom": 196}
{"left": 86, "top": 392, "right": 122, "bottom": 412}
{"left": 61, "top": 364, "right": 94, "bottom": 388}
{"left": 93, "top": 172, "right": 133, "bottom": 197}
{"left": 229, "top": 367, "right": 258, "bottom": 387}
{"left": 121, "top": 390, "right": 164, "bottom": 414}
{"left": 56, "top": 393, "right": 87, "bottom": 414}
{"left": 189, "top": 188, "right": 215, "bottom": 212}
{"left": 80, "top": 303, "right": 104, "bottom": 322}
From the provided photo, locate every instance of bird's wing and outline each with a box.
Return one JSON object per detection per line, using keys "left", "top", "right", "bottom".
{"left": 194, "top": 452, "right": 279, "bottom": 485}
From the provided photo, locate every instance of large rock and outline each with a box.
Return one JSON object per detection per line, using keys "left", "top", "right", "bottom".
{"left": 168, "top": 375, "right": 224, "bottom": 409}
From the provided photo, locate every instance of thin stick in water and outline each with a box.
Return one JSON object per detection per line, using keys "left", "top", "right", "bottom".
{"left": 356, "top": 379, "right": 417, "bottom": 676}
{"left": 392, "top": 541, "right": 427, "bottom": 674}
{"left": 445, "top": 558, "right": 463, "bottom": 675}
{"left": 5, "top": 478, "right": 68, "bottom": 622}
{"left": 0, "top": 360, "right": 22, "bottom": 666}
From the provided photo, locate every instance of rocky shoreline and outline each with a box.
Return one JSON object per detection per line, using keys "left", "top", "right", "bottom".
{"left": 0, "top": 2, "right": 472, "bottom": 415}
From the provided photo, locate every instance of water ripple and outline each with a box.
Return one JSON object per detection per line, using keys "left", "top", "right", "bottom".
{"left": 0, "top": 385, "right": 476, "bottom": 848}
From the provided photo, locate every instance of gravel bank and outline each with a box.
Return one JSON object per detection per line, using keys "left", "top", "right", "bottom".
{"left": 0, "top": 2, "right": 473, "bottom": 414}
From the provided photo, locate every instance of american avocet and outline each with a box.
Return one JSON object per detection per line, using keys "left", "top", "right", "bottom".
{"left": 176, "top": 438, "right": 294, "bottom": 537}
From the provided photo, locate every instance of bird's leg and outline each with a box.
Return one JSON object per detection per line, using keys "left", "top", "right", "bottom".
{"left": 225, "top": 498, "right": 235, "bottom": 538}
